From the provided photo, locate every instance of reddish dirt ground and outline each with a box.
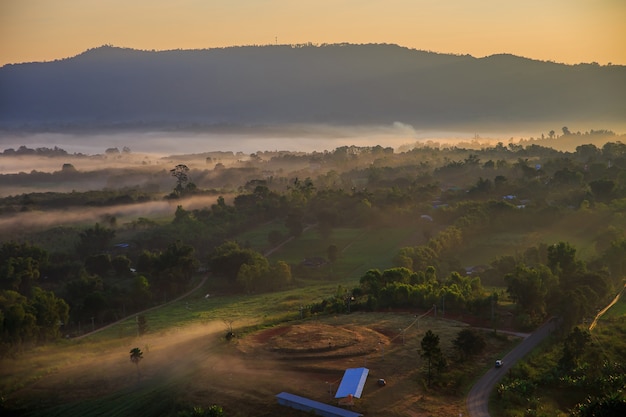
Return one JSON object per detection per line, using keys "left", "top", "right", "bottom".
{"left": 218, "top": 311, "right": 519, "bottom": 416}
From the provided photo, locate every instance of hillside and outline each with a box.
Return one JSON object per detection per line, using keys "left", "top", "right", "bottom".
{"left": 1, "top": 43, "right": 624, "bottom": 130}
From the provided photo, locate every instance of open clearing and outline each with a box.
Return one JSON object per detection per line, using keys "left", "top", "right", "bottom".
{"left": 4, "top": 311, "right": 520, "bottom": 417}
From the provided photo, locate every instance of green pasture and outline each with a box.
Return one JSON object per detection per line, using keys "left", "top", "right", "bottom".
{"left": 84, "top": 277, "right": 344, "bottom": 343}
{"left": 233, "top": 219, "right": 288, "bottom": 253}
{"left": 266, "top": 226, "right": 417, "bottom": 281}
{"left": 457, "top": 224, "right": 600, "bottom": 268}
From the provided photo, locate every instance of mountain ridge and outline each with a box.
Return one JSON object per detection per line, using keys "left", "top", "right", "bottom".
{"left": 1, "top": 43, "right": 624, "bottom": 130}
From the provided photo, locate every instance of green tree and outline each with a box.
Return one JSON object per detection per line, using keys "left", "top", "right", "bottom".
{"left": 236, "top": 257, "right": 269, "bottom": 294}
{"left": 111, "top": 255, "right": 132, "bottom": 276}
{"left": 209, "top": 241, "right": 264, "bottom": 285}
{"left": 269, "top": 260, "right": 292, "bottom": 290}
{"left": 77, "top": 223, "right": 115, "bottom": 258}
{"left": 130, "top": 347, "right": 143, "bottom": 380}
{"left": 359, "top": 269, "right": 383, "bottom": 297}
{"left": 132, "top": 275, "right": 152, "bottom": 309}
{"left": 558, "top": 326, "right": 591, "bottom": 372}
{"left": 84, "top": 253, "right": 112, "bottom": 276}
{"left": 30, "top": 287, "right": 69, "bottom": 342}
{"left": 153, "top": 241, "right": 198, "bottom": 295}
{"left": 0, "top": 242, "right": 47, "bottom": 295}
{"left": 0, "top": 256, "right": 40, "bottom": 296}
{"left": 170, "top": 164, "right": 190, "bottom": 195}
{"left": 0, "top": 290, "right": 37, "bottom": 344}
{"left": 505, "top": 264, "right": 557, "bottom": 319}
{"left": 420, "top": 330, "right": 442, "bottom": 387}
{"left": 453, "top": 328, "right": 486, "bottom": 361}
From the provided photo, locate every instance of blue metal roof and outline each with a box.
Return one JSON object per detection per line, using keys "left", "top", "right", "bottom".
{"left": 275, "top": 392, "right": 363, "bottom": 417}
{"left": 335, "top": 367, "right": 369, "bottom": 399}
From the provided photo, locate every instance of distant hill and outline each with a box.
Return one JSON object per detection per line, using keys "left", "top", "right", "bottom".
{"left": 1, "top": 44, "right": 624, "bottom": 130}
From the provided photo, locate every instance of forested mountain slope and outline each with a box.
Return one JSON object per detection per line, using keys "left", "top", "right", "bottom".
{"left": 1, "top": 44, "right": 624, "bottom": 128}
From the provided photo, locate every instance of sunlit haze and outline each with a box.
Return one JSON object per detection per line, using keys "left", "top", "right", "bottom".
{"left": 1, "top": 0, "right": 625, "bottom": 66}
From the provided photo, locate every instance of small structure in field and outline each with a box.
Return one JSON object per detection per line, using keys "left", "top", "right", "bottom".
{"left": 275, "top": 392, "right": 362, "bottom": 417}
{"left": 335, "top": 367, "right": 369, "bottom": 399}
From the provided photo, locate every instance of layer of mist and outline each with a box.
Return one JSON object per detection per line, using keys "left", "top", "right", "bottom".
{"left": 0, "top": 121, "right": 581, "bottom": 159}
{"left": 0, "top": 195, "right": 224, "bottom": 236}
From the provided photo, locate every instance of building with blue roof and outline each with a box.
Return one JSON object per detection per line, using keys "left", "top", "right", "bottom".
{"left": 275, "top": 392, "right": 363, "bottom": 417}
{"left": 335, "top": 367, "right": 369, "bottom": 399}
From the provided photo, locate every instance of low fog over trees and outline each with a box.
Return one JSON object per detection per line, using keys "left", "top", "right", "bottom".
{"left": 1, "top": 132, "right": 626, "bottom": 353}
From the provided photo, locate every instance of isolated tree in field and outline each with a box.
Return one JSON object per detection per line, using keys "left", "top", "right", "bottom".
{"left": 223, "top": 319, "right": 235, "bottom": 340}
{"left": 170, "top": 164, "right": 190, "bottom": 194}
{"left": 420, "top": 330, "right": 442, "bottom": 387}
{"left": 130, "top": 347, "right": 143, "bottom": 380}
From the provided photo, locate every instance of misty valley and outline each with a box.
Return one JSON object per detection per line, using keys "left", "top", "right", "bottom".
{"left": 1, "top": 127, "right": 626, "bottom": 416}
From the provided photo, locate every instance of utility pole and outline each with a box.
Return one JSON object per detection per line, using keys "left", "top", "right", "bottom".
{"left": 442, "top": 293, "right": 445, "bottom": 317}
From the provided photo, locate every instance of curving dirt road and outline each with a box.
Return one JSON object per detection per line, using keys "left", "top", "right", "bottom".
{"left": 466, "top": 317, "right": 559, "bottom": 417}
{"left": 589, "top": 284, "right": 625, "bottom": 331}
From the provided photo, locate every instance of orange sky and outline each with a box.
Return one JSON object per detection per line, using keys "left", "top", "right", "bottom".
{"left": 1, "top": 0, "right": 625, "bottom": 66}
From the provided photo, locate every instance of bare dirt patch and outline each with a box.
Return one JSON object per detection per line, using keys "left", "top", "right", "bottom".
{"left": 223, "top": 312, "right": 518, "bottom": 416}
{"left": 243, "top": 322, "right": 383, "bottom": 359}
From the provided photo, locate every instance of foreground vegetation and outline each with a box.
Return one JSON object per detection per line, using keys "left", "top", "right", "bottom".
{"left": 491, "top": 295, "right": 626, "bottom": 417}
{"left": 1, "top": 129, "right": 626, "bottom": 415}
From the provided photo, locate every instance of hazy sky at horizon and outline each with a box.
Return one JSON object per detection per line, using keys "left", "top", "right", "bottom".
{"left": 1, "top": 0, "right": 625, "bottom": 67}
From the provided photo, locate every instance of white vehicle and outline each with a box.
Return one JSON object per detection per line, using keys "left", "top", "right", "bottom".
{"left": 495, "top": 360, "right": 503, "bottom": 368}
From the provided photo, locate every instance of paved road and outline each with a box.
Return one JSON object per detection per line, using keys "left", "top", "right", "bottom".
{"left": 466, "top": 318, "right": 558, "bottom": 417}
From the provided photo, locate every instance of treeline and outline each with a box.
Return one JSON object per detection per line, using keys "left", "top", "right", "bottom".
{"left": 0, "top": 242, "right": 70, "bottom": 354}
{"left": 0, "top": 145, "right": 72, "bottom": 157}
